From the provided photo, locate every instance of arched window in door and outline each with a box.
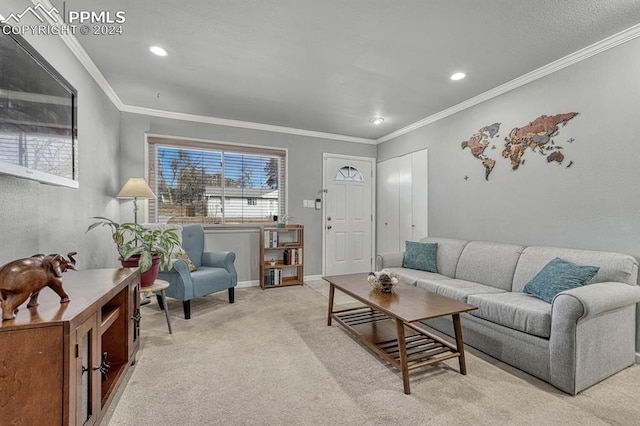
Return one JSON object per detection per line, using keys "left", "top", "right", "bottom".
{"left": 335, "top": 166, "right": 363, "bottom": 181}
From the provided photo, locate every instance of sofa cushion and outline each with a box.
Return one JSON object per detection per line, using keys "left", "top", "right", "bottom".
{"left": 467, "top": 292, "right": 551, "bottom": 339}
{"left": 512, "top": 246, "right": 639, "bottom": 292}
{"left": 417, "top": 278, "right": 506, "bottom": 302}
{"left": 455, "top": 241, "right": 524, "bottom": 291}
{"left": 402, "top": 241, "right": 438, "bottom": 272}
{"left": 418, "top": 237, "right": 468, "bottom": 278}
{"left": 523, "top": 257, "right": 599, "bottom": 303}
{"left": 385, "top": 267, "right": 451, "bottom": 286}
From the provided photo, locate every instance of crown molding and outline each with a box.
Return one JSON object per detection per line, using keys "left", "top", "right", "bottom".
{"left": 121, "top": 104, "right": 377, "bottom": 144}
{"left": 59, "top": 33, "right": 125, "bottom": 109}
{"left": 377, "top": 22, "right": 640, "bottom": 144}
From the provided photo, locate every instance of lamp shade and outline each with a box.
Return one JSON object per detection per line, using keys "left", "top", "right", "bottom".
{"left": 117, "top": 178, "right": 155, "bottom": 199}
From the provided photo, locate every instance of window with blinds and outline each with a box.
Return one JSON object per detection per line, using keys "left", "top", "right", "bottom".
{"left": 147, "top": 137, "right": 286, "bottom": 225}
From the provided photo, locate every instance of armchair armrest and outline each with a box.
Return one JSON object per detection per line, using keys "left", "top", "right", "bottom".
{"left": 157, "top": 259, "right": 195, "bottom": 300}
{"left": 375, "top": 252, "right": 405, "bottom": 271}
{"left": 166, "top": 258, "right": 191, "bottom": 275}
{"left": 202, "top": 251, "right": 238, "bottom": 286}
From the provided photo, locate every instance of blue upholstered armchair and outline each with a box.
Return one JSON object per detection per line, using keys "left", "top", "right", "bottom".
{"left": 157, "top": 224, "right": 237, "bottom": 319}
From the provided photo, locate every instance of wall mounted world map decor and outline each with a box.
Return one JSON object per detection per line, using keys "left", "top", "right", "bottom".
{"left": 462, "top": 112, "right": 579, "bottom": 180}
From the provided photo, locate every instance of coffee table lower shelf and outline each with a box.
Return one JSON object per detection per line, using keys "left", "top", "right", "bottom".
{"left": 332, "top": 307, "right": 463, "bottom": 391}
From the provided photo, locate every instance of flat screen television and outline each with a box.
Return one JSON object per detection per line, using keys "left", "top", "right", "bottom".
{"left": 0, "top": 24, "right": 78, "bottom": 188}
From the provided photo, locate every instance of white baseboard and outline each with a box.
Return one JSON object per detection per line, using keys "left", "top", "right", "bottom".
{"left": 238, "top": 275, "right": 323, "bottom": 288}
{"left": 305, "top": 274, "right": 323, "bottom": 281}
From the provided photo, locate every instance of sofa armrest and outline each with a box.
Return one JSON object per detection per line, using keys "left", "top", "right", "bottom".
{"left": 553, "top": 282, "right": 640, "bottom": 320}
{"left": 549, "top": 282, "right": 640, "bottom": 394}
{"left": 202, "top": 251, "right": 238, "bottom": 286}
{"left": 375, "top": 252, "right": 404, "bottom": 271}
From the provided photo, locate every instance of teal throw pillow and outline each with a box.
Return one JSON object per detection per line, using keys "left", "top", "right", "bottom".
{"left": 523, "top": 257, "right": 599, "bottom": 303}
{"left": 402, "top": 241, "right": 438, "bottom": 273}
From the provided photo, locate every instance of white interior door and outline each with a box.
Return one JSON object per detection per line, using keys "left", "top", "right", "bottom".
{"left": 323, "top": 154, "right": 374, "bottom": 276}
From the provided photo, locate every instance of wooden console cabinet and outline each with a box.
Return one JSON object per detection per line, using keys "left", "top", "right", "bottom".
{"left": 0, "top": 268, "right": 140, "bottom": 425}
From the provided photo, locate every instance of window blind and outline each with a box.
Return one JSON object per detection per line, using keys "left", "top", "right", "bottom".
{"left": 147, "top": 136, "right": 286, "bottom": 225}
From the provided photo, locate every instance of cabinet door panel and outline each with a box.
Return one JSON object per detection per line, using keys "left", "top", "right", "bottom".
{"left": 129, "top": 279, "right": 140, "bottom": 359}
{"left": 0, "top": 327, "right": 63, "bottom": 424}
{"left": 74, "top": 313, "right": 100, "bottom": 426}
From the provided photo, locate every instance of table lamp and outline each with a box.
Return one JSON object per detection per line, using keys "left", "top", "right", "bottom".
{"left": 117, "top": 177, "right": 155, "bottom": 224}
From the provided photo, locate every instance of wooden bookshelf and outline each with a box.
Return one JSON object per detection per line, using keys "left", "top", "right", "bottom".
{"left": 260, "top": 224, "right": 304, "bottom": 289}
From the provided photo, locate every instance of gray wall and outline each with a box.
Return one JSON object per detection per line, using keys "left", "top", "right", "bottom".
{"left": 0, "top": 0, "right": 121, "bottom": 270}
{"left": 119, "top": 112, "right": 377, "bottom": 280}
{"left": 378, "top": 36, "right": 640, "bottom": 352}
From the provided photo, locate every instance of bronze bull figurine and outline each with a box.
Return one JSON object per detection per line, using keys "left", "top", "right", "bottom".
{"left": 0, "top": 252, "right": 77, "bottom": 320}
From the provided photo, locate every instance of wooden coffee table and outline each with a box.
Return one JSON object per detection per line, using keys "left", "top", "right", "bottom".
{"left": 325, "top": 273, "right": 477, "bottom": 394}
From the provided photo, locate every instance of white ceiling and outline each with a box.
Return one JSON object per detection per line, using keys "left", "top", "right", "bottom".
{"left": 51, "top": 0, "right": 640, "bottom": 141}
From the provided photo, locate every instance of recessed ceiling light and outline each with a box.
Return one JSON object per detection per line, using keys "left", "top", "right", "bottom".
{"left": 149, "top": 46, "right": 168, "bottom": 57}
{"left": 450, "top": 72, "right": 466, "bottom": 81}
{"left": 369, "top": 117, "right": 385, "bottom": 125}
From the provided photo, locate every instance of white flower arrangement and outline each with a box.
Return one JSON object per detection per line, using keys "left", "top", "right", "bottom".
{"left": 367, "top": 269, "right": 400, "bottom": 293}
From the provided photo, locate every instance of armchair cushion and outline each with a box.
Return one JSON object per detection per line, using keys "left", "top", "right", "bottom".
{"left": 173, "top": 250, "right": 196, "bottom": 271}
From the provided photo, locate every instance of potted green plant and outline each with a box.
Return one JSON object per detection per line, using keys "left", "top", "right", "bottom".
{"left": 86, "top": 217, "right": 180, "bottom": 286}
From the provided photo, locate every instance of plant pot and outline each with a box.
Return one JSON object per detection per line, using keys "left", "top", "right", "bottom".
{"left": 121, "top": 255, "right": 161, "bottom": 287}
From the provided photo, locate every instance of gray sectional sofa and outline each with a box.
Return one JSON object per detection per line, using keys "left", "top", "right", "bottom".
{"left": 376, "top": 237, "right": 640, "bottom": 395}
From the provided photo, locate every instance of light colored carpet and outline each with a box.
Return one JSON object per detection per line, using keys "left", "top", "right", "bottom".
{"left": 104, "top": 280, "right": 640, "bottom": 425}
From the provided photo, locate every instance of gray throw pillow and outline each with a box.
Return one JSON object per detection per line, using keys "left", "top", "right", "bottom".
{"left": 523, "top": 257, "right": 599, "bottom": 303}
{"left": 402, "top": 241, "right": 438, "bottom": 273}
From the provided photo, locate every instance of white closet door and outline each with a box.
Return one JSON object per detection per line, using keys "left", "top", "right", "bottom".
{"left": 376, "top": 158, "right": 400, "bottom": 253}
{"left": 411, "top": 149, "right": 428, "bottom": 240}
{"left": 376, "top": 150, "right": 428, "bottom": 255}
{"left": 398, "top": 154, "right": 413, "bottom": 247}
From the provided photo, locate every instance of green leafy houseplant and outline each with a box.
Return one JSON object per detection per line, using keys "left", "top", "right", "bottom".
{"left": 86, "top": 217, "right": 180, "bottom": 273}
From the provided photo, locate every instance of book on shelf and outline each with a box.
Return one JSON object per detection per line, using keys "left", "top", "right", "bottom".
{"left": 282, "top": 248, "right": 304, "bottom": 265}
{"left": 264, "top": 268, "right": 283, "bottom": 286}
{"left": 264, "top": 230, "right": 279, "bottom": 248}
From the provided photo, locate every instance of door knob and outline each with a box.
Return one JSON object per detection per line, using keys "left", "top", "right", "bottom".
{"left": 327, "top": 225, "right": 332, "bottom": 230}
{"left": 327, "top": 216, "right": 332, "bottom": 221}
